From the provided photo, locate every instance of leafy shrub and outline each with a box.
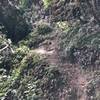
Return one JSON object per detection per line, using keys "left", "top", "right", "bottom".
{"left": 18, "top": 32, "right": 43, "bottom": 48}
{"left": 19, "top": 23, "right": 53, "bottom": 49}
{"left": 15, "top": 46, "right": 29, "bottom": 60}
{"left": 56, "top": 21, "right": 70, "bottom": 31}
{"left": 59, "top": 23, "right": 100, "bottom": 68}
{"left": 43, "top": 0, "right": 53, "bottom": 8}
{"left": 37, "top": 23, "right": 53, "bottom": 35}
{"left": 0, "top": 50, "right": 41, "bottom": 99}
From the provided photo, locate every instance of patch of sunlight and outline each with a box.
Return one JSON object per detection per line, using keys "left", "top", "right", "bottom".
{"left": 56, "top": 21, "right": 70, "bottom": 31}
{"left": 43, "top": 0, "right": 53, "bottom": 8}
{"left": 32, "top": 48, "right": 55, "bottom": 55}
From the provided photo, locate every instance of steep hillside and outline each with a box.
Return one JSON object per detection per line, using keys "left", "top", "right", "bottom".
{"left": 0, "top": 0, "right": 100, "bottom": 100}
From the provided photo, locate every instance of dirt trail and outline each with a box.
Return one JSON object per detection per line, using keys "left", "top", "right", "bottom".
{"left": 32, "top": 33, "right": 89, "bottom": 100}
{"left": 71, "top": 68, "right": 88, "bottom": 100}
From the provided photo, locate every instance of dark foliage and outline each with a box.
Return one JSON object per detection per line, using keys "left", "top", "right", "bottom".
{"left": 0, "top": 0, "right": 30, "bottom": 43}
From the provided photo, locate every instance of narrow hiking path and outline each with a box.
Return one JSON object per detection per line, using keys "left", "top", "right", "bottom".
{"left": 70, "top": 67, "right": 88, "bottom": 100}
{"left": 32, "top": 32, "right": 90, "bottom": 100}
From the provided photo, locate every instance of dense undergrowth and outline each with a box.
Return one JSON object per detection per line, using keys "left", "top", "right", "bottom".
{"left": 0, "top": 0, "right": 100, "bottom": 100}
